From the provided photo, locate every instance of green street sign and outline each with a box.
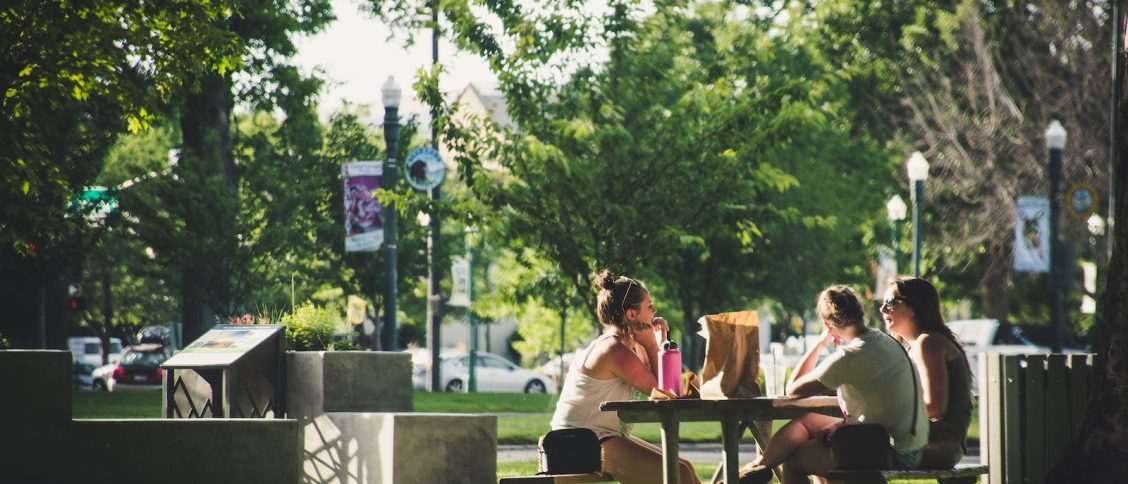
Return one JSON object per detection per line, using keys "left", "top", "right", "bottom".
{"left": 68, "top": 186, "right": 118, "bottom": 220}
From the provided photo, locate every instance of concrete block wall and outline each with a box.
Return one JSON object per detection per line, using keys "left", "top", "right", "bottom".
{"left": 302, "top": 413, "right": 497, "bottom": 484}
{"left": 287, "top": 351, "right": 413, "bottom": 417}
{"left": 69, "top": 419, "right": 301, "bottom": 484}
{"left": 288, "top": 351, "right": 499, "bottom": 483}
{"left": 0, "top": 350, "right": 71, "bottom": 483}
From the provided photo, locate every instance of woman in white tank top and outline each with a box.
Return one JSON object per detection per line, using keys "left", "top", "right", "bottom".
{"left": 549, "top": 270, "right": 701, "bottom": 484}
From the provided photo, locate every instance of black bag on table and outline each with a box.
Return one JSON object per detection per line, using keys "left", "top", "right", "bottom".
{"left": 537, "top": 428, "right": 602, "bottom": 475}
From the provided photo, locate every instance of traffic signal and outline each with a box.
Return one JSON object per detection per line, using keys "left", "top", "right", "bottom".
{"left": 67, "top": 296, "right": 87, "bottom": 312}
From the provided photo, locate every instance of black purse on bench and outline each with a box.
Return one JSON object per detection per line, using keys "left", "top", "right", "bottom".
{"left": 830, "top": 331, "right": 920, "bottom": 470}
{"left": 537, "top": 428, "right": 602, "bottom": 475}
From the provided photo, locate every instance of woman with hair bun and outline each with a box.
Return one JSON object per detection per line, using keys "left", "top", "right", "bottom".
{"left": 549, "top": 270, "right": 700, "bottom": 484}
{"left": 881, "top": 276, "right": 973, "bottom": 469}
{"left": 739, "top": 285, "right": 927, "bottom": 484}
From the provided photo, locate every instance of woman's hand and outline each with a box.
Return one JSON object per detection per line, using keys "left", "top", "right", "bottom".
{"left": 819, "top": 327, "right": 838, "bottom": 348}
{"left": 631, "top": 317, "right": 666, "bottom": 351}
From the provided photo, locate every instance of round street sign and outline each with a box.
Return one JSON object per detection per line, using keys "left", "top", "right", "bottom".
{"left": 1065, "top": 182, "right": 1099, "bottom": 220}
{"left": 404, "top": 147, "right": 446, "bottom": 191}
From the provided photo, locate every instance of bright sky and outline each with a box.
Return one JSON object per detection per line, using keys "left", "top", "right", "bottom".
{"left": 292, "top": 0, "right": 499, "bottom": 120}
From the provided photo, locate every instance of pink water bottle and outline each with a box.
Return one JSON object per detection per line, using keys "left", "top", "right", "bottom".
{"left": 658, "top": 338, "right": 682, "bottom": 396}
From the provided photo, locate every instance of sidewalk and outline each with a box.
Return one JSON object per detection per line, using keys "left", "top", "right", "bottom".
{"left": 499, "top": 443, "right": 982, "bottom": 465}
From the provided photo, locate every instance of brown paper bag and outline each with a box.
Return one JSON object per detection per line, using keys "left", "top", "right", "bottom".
{"left": 698, "top": 311, "right": 761, "bottom": 399}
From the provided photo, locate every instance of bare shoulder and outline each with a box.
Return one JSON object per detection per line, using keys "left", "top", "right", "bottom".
{"left": 584, "top": 336, "right": 634, "bottom": 376}
{"left": 918, "top": 332, "right": 960, "bottom": 360}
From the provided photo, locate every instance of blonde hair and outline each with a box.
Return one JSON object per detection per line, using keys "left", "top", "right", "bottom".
{"left": 816, "top": 285, "right": 864, "bottom": 328}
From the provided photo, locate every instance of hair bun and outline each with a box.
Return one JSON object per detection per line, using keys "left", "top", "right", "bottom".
{"left": 594, "top": 269, "right": 617, "bottom": 291}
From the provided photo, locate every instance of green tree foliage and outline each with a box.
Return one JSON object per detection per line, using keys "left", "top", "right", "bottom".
{"left": 0, "top": 0, "right": 239, "bottom": 256}
{"left": 802, "top": 0, "right": 1112, "bottom": 325}
{"left": 124, "top": 0, "right": 334, "bottom": 342}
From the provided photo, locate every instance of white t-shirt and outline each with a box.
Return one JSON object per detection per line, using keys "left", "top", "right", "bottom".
{"left": 811, "top": 328, "right": 928, "bottom": 453}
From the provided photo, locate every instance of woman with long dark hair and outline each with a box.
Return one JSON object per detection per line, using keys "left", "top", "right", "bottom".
{"left": 881, "top": 276, "right": 974, "bottom": 469}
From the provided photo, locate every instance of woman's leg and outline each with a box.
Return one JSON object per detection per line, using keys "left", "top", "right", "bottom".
{"left": 750, "top": 412, "right": 840, "bottom": 469}
{"left": 601, "top": 435, "right": 701, "bottom": 484}
{"left": 781, "top": 437, "right": 835, "bottom": 484}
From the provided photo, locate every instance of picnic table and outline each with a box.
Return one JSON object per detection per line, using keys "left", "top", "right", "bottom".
{"left": 601, "top": 396, "right": 841, "bottom": 484}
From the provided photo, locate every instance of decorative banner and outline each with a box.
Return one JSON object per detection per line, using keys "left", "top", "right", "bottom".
{"left": 405, "top": 147, "right": 446, "bottom": 191}
{"left": 343, "top": 161, "right": 384, "bottom": 252}
{"left": 449, "top": 256, "right": 470, "bottom": 307}
{"left": 1014, "top": 196, "right": 1050, "bottom": 273}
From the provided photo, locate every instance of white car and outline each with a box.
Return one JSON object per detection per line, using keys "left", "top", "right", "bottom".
{"left": 946, "top": 319, "right": 1084, "bottom": 391}
{"left": 412, "top": 349, "right": 556, "bottom": 393}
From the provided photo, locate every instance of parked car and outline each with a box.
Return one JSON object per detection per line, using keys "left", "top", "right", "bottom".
{"left": 411, "top": 349, "right": 556, "bottom": 393}
{"left": 947, "top": 319, "right": 1083, "bottom": 390}
{"left": 68, "top": 336, "right": 123, "bottom": 367}
{"left": 535, "top": 352, "right": 575, "bottom": 385}
{"left": 91, "top": 343, "right": 172, "bottom": 391}
{"left": 73, "top": 361, "right": 96, "bottom": 390}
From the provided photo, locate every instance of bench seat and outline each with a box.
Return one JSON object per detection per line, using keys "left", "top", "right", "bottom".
{"left": 819, "top": 463, "right": 989, "bottom": 484}
{"left": 499, "top": 472, "right": 614, "bottom": 483}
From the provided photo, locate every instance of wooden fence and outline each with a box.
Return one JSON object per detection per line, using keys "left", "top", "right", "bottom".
{"left": 979, "top": 353, "right": 1094, "bottom": 484}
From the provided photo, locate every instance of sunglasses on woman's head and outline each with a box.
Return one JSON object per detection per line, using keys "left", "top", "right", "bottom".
{"left": 620, "top": 279, "right": 636, "bottom": 313}
{"left": 880, "top": 296, "right": 908, "bottom": 312}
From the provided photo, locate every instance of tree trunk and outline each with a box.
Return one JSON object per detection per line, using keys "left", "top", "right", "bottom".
{"left": 1046, "top": 7, "right": 1128, "bottom": 480}
{"left": 178, "top": 71, "right": 236, "bottom": 343}
{"left": 979, "top": 240, "right": 1011, "bottom": 324}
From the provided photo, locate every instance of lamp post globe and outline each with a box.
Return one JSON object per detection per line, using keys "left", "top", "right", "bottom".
{"left": 906, "top": 152, "right": 929, "bottom": 277}
{"left": 381, "top": 76, "right": 401, "bottom": 351}
{"left": 1045, "top": 120, "right": 1067, "bottom": 353}
{"left": 1088, "top": 213, "right": 1106, "bottom": 236}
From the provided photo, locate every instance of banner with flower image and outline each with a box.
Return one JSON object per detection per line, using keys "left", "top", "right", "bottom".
{"left": 343, "top": 161, "right": 384, "bottom": 252}
{"left": 1014, "top": 196, "right": 1049, "bottom": 273}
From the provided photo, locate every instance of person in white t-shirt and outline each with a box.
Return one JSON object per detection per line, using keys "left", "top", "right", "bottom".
{"left": 740, "top": 285, "right": 928, "bottom": 484}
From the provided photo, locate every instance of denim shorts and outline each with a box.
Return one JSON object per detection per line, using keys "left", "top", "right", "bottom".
{"left": 892, "top": 448, "right": 924, "bottom": 469}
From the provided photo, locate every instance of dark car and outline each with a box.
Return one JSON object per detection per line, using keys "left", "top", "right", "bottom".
{"left": 91, "top": 343, "right": 172, "bottom": 391}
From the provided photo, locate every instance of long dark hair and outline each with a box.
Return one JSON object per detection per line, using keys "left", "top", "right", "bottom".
{"left": 890, "top": 276, "right": 972, "bottom": 381}
{"left": 593, "top": 270, "right": 647, "bottom": 331}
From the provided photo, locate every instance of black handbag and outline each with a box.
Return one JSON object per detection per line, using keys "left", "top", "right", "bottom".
{"left": 830, "top": 331, "right": 920, "bottom": 470}
{"left": 831, "top": 423, "right": 895, "bottom": 470}
{"left": 537, "top": 428, "right": 602, "bottom": 475}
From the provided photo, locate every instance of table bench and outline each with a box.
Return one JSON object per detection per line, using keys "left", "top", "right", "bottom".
{"left": 498, "top": 472, "right": 614, "bottom": 483}
{"left": 818, "top": 463, "right": 988, "bottom": 484}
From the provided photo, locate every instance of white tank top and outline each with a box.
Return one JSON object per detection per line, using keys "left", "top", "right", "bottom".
{"left": 550, "top": 336, "right": 633, "bottom": 440}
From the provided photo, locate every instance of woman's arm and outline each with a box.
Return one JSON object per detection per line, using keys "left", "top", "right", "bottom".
{"left": 913, "top": 333, "right": 950, "bottom": 419}
{"left": 606, "top": 318, "right": 666, "bottom": 394}
{"left": 787, "top": 328, "right": 834, "bottom": 397}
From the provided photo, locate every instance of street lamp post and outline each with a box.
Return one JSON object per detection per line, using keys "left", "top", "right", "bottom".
{"left": 906, "top": 152, "right": 930, "bottom": 277}
{"left": 465, "top": 226, "right": 477, "bottom": 392}
{"left": 887, "top": 195, "right": 908, "bottom": 273}
{"left": 1046, "top": 120, "right": 1067, "bottom": 353}
{"left": 381, "top": 76, "right": 401, "bottom": 352}
{"left": 417, "top": 211, "right": 441, "bottom": 391}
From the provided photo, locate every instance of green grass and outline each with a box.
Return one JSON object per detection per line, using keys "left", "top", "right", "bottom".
{"left": 72, "top": 390, "right": 981, "bottom": 446}
{"left": 72, "top": 389, "right": 162, "bottom": 419}
{"left": 414, "top": 391, "right": 558, "bottom": 413}
{"left": 73, "top": 390, "right": 981, "bottom": 482}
